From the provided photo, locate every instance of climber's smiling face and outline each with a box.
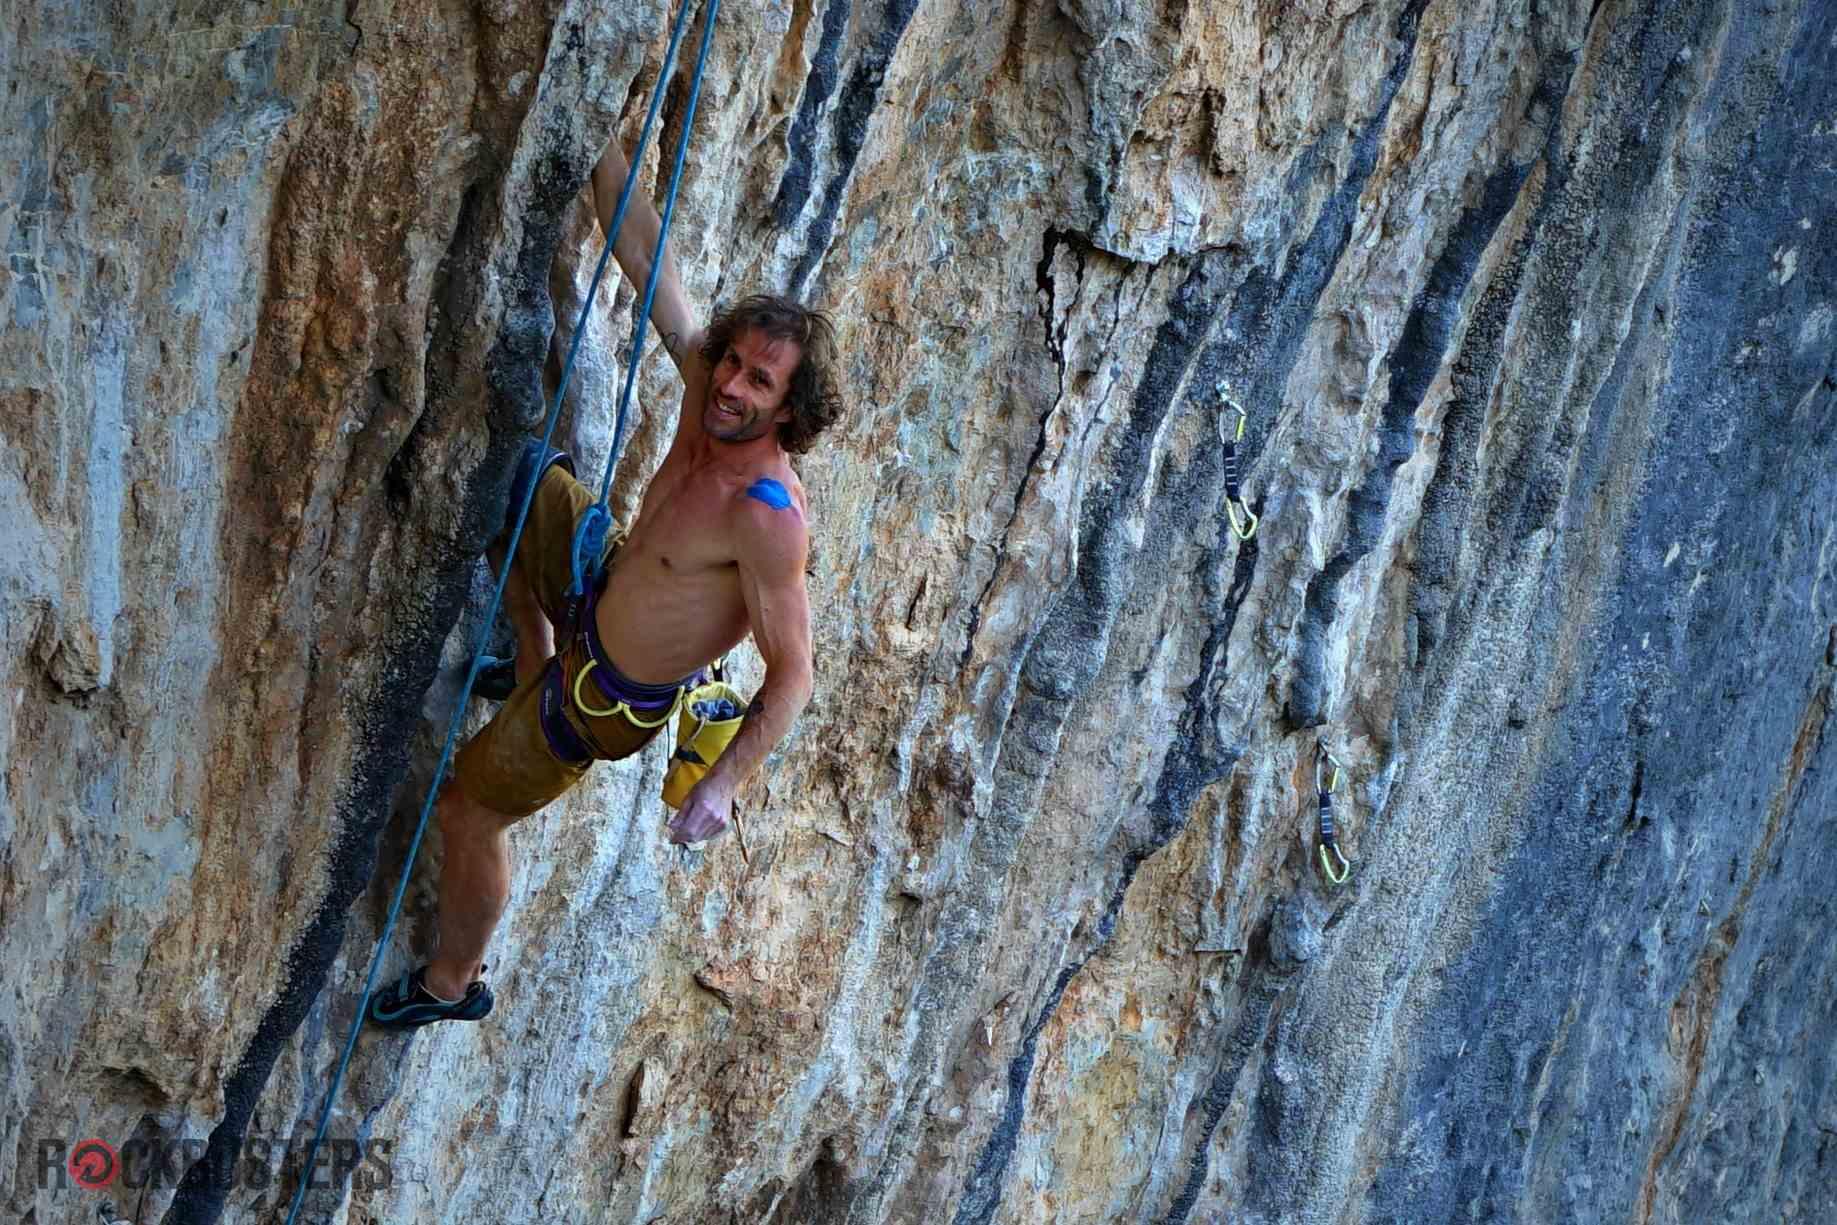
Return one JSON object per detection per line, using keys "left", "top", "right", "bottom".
{"left": 703, "top": 327, "right": 799, "bottom": 445}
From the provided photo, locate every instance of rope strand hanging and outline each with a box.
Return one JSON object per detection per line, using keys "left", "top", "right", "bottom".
{"left": 281, "top": 5, "right": 719, "bottom": 1222}
{"left": 570, "top": 0, "right": 723, "bottom": 611}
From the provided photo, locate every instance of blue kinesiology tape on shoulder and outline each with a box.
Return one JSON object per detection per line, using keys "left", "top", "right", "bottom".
{"left": 747, "top": 477, "right": 793, "bottom": 510}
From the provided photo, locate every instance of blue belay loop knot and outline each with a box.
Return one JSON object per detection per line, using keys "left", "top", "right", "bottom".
{"left": 571, "top": 504, "right": 612, "bottom": 598}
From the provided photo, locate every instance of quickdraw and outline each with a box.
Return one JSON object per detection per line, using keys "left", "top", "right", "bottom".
{"left": 1315, "top": 742, "right": 1353, "bottom": 885}
{"left": 1215, "top": 380, "right": 1259, "bottom": 541}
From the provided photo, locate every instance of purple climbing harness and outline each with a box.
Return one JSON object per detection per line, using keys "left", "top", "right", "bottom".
{"left": 535, "top": 563, "right": 704, "bottom": 764}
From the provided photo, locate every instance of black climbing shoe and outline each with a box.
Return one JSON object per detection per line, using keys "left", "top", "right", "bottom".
{"left": 472, "top": 655, "right": 518, "bottom": 702}
{"left": 367, "top": 965, "right": 493, "bottom": 1031}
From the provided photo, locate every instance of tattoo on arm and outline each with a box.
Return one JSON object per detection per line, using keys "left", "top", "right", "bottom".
{"left": 662, "top": 329, "right": 681, "bottom": 355}
{"left": 746, "top": 697, "right": 767, "bottom": 719}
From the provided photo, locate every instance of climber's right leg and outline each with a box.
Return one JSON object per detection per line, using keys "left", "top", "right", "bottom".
{"left": 476, "top": 440, "right": 584, "bottom": 700}
{"left": 365, "top": 780, "right": 505, "bottom": 1029}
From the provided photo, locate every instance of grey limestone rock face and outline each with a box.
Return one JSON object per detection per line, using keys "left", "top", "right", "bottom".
{"left": 1, "top": 0, "right": 1833, "bottom": 1222}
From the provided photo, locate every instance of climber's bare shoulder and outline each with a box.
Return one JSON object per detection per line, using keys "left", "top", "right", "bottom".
{"left": 729, "top": 462, "right": 808, "bottom": 557}
{"left": 727, "top": 466, "right": 811, "bottom": 675}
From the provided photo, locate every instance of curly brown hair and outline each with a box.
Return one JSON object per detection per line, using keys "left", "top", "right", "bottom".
{"left": 699, "top": 293, "right": 843, "bottom": 454}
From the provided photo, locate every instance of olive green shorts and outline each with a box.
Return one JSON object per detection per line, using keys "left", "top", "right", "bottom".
{"left": 450, "top": 466, "right": 673, "bottom": 819}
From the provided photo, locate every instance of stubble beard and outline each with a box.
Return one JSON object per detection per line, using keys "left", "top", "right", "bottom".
{"left": 704, "top": 389, "right": 776, "bottom": 444}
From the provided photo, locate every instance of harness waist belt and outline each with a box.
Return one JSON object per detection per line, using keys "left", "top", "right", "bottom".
{"left": 585, "top": 644, "right": 701, "bottom": 710}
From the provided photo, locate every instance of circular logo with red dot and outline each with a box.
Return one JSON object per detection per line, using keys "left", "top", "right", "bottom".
{"left": 68, "top": 1138, "right": 119, "bottom": 1190}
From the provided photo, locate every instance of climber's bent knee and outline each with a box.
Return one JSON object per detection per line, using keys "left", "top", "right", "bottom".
{"left": 512, "top": 457, "right": 603, "bottom": 626}
{"left": 436, "top": 778, "right": 513, "bottom": 838}
{"left": 450, "top": 664, "right": 595, "bottom": 820}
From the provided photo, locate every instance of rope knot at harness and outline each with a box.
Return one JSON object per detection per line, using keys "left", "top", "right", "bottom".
{"left": 570, "top": 504, "right": 613, "bottom": 601}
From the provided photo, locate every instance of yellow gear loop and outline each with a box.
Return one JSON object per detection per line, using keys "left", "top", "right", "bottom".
{"left": 1214, "top": 382, "right": 1260, "bottom": 541}
{"left": 1315, "top": 742, "right": 1353, "bottom": 886}
{"left": 572, "top": 659, "right": 684, "bottom": 728}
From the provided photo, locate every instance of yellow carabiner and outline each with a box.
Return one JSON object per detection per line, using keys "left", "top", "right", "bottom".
{"left": 1319, "top": 842, "right": 1352, "bottom": 885}
{"left": 1216, "top": 397, "right": 1248, "bottom": 446}
{"left": 1314, "top": 744, "right": 1342, "bottom": 796}
{"left": 631, "top": 687, "right": 686, "bottom": 729}
{"left": 573, "top": 660, "right": 621, "bottom": 718}
{"left": 572, "top": 660, "right": 683, "bottom": 728}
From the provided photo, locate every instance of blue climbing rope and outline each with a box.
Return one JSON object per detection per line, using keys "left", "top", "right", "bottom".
{"left": 571, "top": 0, "right": 724, "bottom": 604}
{"left": 281, "top": 4, "right": 716, "bottom": 1222}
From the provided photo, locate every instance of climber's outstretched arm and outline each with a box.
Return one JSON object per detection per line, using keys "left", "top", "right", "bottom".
{"left": 666, "top": 495, "right": 813, "bottom": 845}
{"left": 591, "top": 140, "right": 707, "bottom": 381}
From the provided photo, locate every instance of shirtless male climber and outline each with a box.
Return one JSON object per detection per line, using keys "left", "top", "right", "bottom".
{"left": 368, "top": 140, "right": 842, "bottom": 1029}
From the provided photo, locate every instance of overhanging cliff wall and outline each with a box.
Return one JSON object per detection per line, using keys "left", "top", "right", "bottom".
{"left": 2, "top": 1, "right": 1833, "bottom": 1222}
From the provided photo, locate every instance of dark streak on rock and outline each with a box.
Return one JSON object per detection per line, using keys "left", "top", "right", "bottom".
{"left": 1220, "top": 530, "right": 1262, "bottom": 642}
{"left": 958, "top": 228, "right": 1084, "bottom": 669}
{"left": 950, "top": 891, "right": 1115, "bottom": 1224}
{"left": 163, "top": 144, "right": 581, "bottom": 1225}
{"left": 787, "top": 0, "right": 921, "bottom": 295}
{"left": 958, "top": 398, "right": 1059, "bottom": 674}
{"left": 1158, "top": 939, "right": 1291, "bottom": 1224}
{"left": 1622, "top": 756, "right": 1646, "bottom": 833}
{"left": 1284, "top": 43, "right": 1562, "bottom": 728}
{"left": 773, "top": 0, "right": 853, "bottom": 228}
{"left": 1035, "top": 225, "right": 1078, "bottom": 400}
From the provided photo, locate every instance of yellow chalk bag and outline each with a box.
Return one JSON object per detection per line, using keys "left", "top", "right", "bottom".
{"left": 661, "top": 681, "right": 747, "bottom": 809}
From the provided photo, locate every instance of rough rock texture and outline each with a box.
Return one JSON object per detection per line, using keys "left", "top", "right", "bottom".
{"left": 3, "top": 0, "right": 1834, "bottom": 1222}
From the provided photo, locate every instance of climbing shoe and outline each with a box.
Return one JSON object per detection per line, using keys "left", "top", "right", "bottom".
{"left": 472, "top": 654, "right": 518, "bottom": 702}
{"left": 367, "top": 965, "right": 493, "bottom": 1030}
